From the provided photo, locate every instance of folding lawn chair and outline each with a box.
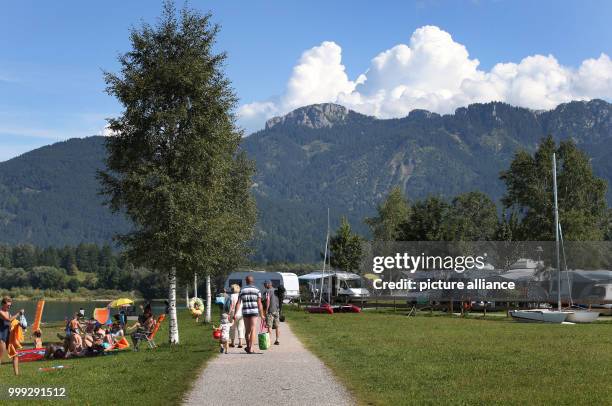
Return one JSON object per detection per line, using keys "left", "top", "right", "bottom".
{"left": 132, "top": 314, "right": 165, "bottom": 350}
{"left": 406, "top": 305, "right": 417, "bottom": 317}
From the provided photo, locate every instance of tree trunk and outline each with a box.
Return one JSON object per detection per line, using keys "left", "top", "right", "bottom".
{"left": 205, "top": 273, "right": 212, "bottom": 323}
{"left": 194, "top": 273, "right": 198, "bottom": 298}
{"left": 168, "top": 267, "right": 179, "bottom": 344}
{"left": 185, "top": 285, "right": 189, "bottom": 309}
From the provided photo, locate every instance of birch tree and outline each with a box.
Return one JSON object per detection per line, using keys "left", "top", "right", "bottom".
{"left": 99, "top": 2, "right": 256, "bottom": 344}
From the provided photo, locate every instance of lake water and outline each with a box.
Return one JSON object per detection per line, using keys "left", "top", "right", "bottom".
{"left": 11, "top": 300, "right": 171, "bottom": 323}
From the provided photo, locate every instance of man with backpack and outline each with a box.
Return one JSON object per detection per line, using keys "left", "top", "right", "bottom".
{"left": 263, "top": 281, "right": 280, "bottom": 345}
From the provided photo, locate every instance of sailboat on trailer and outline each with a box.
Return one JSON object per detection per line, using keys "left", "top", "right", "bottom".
{"left": 509, "top": 153, "right": 574, "bottom": 323}
{"left": 559, "top": 225, "right": 600, "bottom": 323}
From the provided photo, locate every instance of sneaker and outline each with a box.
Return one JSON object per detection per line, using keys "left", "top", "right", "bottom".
{"left": 229, "top": 343, "right": 235, "bottom": 348}
{"left": 237, "top": 345, "right": 243, "bottom": 348}
{"left": 274, "top": 341, "right": 280, "bottom": 345}
{"left": 224, "top": 350, "right": 228, "bottom": 354}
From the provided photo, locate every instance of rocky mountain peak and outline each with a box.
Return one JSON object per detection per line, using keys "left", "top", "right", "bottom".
{"left": 265, "top": 103, "right": 349, "bottom": 130}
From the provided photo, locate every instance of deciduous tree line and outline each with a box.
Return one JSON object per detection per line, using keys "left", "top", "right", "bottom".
{"left": 328, "top": 136, "right": 611, "bottom": 272}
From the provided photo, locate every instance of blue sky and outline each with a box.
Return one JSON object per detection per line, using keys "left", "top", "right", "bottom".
{"left": 1, "top": 0, "right": 611, "bottom": 161}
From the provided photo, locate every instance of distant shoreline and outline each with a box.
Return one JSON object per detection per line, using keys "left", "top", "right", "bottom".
{"left": 3, "top": 296, "right": 178, "bottom": 302}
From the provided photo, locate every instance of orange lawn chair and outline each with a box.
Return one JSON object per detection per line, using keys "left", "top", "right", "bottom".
{"left": 146, "top": 314, "right": 165, "bottom": 348}
{"left": 132, "top": 314, "right": 165, "bottom": 350}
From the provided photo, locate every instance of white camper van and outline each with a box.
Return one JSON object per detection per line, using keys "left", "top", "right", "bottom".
{"left": 224, "top": 271, "right": 300, "bottom": 301}
{"left": 298, "top": 271, "right": 370, "bottom": 301}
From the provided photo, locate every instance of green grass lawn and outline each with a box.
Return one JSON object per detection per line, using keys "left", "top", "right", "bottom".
{"left": 0, "top": 310, "right": 218, "bottom": 405}
{"left": 287, "top": 308, "right": 612, "bottom": 405}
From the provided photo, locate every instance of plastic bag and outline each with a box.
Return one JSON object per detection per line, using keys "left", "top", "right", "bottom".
{"left": 258, "top": 331, "right": 270, "bottom": 350}
{"left": 19, "top": 314, "right": 28, "bottom": 330}
{"left": 258, "top": 319, "right": 270, "bottom": 350}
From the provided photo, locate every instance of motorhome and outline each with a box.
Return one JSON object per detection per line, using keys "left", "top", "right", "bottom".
{"left": 224, "top": 271, "right": 300, "bottom": 301}
{"left": 298, "top": 271, "right": 370, "bottom": 302}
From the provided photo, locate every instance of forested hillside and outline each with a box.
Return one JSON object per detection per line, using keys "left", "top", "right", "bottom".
{"left": 0, "top": 137, "right": 130, "bottom": 246}
{"left": 1, "top": 100, "right": 611, "bottom": 262}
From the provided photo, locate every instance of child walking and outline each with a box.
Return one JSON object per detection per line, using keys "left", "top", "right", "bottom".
{"left": 219, "top": 313, "right": 233, "bottom": 354}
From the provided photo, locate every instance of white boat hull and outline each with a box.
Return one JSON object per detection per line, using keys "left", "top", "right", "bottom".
{"left": 565, "top": 310, "right": 600, "bottom": 323}
{"left": 509, "top": 309, "right": 571, "bottom": 323}
{"left": 587, "top": 304, "right": 612, "bottom": 316}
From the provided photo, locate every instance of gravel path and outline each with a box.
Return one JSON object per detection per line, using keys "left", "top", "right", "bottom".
{"left": 183, "top": 321, "right": 354, "bottom": 405}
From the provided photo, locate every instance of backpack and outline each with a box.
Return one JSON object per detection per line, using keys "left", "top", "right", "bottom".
{"left": 276, "top": 285, "right": 287, "bottom": 322}
{"left": 275, "top": 285, "right": 286, "bottom": 301}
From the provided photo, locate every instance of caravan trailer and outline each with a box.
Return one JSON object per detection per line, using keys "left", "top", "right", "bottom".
{"left": 298, "top": 271, "right": 370, "bottom": 302}
{"left": 224, "top": 271, "right": 300, "bottom": 301}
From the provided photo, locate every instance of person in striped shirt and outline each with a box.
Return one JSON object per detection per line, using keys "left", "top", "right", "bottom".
{"left": 234, "top": 276, "right": 265, "bottom": 354}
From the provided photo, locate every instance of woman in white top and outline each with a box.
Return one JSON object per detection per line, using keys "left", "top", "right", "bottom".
{"left": 228, "top": 284, "right": 245, "bottom": 348}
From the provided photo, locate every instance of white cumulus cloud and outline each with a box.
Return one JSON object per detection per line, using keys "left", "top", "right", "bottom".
{"left": 99, "top": 124, "right": 116, "bottom": 137}
{"left": 238, "top": 41, "right": 356, "bottom": 132}
{"left": 238, "top": 25, "right": 612, "bottom": 133}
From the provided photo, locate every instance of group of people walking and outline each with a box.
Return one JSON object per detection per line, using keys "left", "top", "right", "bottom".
{"left": 222, "top": 276, "right": 281, "bottom": 354}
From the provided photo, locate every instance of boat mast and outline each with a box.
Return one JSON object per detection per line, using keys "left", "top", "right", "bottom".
{"left": 559, "top": 223, "right": 573, "bottom": 306}
{"left": 326, "top": 208, "right": 331, "bottom": 304}
{"left": 553, "top": 153, "right": 561, "bottom": 311}
{"left": 319, "top": 208, "right": 330, "bottom": 305}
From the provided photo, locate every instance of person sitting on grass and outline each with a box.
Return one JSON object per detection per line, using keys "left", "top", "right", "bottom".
{"left": 103, "top": 329, "right": 116, "bottom": 350}
{"left": 33, "top": 329, "right": 43, "bottom": 349}
{"left": 110, "top": 315, "right": 124, "bottom": 339}
{"left": 59, "top": 332, "right": 84, "bottom": 359}
{"left": 85, "top": 317, "right": 97, "bottom": 334}
{"left": 83, "top": 327, "right": 105, "bottom": 353}
{"left": 67, "top": 331, "right": 83, "bottom": 355}
{"left": 44, "top": 343, "right": 64, "bottom": 359}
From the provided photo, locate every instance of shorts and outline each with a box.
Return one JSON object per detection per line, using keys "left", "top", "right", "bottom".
{"left": 0, "top": 329, "right": 8, "bottom": 343}
{"left": 266, "top": 312, "right": 279, "bottom": 329}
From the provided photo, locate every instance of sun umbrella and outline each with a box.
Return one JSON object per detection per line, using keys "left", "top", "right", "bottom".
{"left": 108, "top": 298, "right": 134, "bottom": 308}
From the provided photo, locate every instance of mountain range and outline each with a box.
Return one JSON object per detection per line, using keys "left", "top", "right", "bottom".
{"left": 1, "top": 99, "right": 611, "bottom": 262}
